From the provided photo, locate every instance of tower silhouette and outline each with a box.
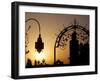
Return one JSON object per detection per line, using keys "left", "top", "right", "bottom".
{"left": 70, "top": 31, "right": 80, "bottom": 65}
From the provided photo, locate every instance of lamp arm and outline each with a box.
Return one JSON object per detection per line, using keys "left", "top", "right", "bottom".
{"left": 25, "top": 18, "right": 41, "bottom": 34}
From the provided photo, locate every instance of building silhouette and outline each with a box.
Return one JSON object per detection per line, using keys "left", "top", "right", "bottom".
{"left": 69, "top": 31, "right": 89, "bottom": 65}
{"left": 80, "top": 43, "right": 89, "bottom": 65}
{"left": 70, "top": 31, "right": 80, "bottom": 65}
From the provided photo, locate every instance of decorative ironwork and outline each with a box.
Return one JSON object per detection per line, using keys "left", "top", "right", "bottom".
{"left": 54, "top": 19, "right": 89, "bottom": 64}
{"left": 25, "top": 18, "right": 44, "bottom": 54}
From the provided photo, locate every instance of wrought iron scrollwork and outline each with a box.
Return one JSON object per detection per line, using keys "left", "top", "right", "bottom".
{"left": 54, "top": 20, "right": 89, "bottom": 64}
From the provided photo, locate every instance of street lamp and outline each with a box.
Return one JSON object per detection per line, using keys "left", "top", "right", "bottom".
{"left": 25, "top": 18, "right": 44, "bottom": 53}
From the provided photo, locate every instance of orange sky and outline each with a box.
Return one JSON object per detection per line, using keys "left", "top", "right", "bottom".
{"left": 25, "top": 12, "right": 89, "bottom": 65}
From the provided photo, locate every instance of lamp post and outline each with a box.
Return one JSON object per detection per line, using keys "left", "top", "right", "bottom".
{"left": 25, "top": 18, "right": 44, "bottom": 53}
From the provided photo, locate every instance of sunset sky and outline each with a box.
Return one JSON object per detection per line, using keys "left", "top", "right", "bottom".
{"left": 25, "top": 12, "right": 89, "bottom": 66}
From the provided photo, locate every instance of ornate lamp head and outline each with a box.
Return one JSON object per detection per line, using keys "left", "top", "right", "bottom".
{"left": 35, "top": 34, "right": 44, "bottom": 53}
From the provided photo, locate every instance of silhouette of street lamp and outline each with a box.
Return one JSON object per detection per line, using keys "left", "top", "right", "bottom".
{"left": 35, "top": 34, "right": 44, "bottom": 53}
{"left": 25, "top": 18, "right": 44, "bottom": 53}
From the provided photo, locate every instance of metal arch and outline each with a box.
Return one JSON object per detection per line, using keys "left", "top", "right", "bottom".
{"left": 25, "top": 18, "right": 41, "bottom": 34}
{"left": 55, "top": 24, "right": 89, "bottom": 48}
{"left": 54, "top": 24, "right": 89, "bottom": 64}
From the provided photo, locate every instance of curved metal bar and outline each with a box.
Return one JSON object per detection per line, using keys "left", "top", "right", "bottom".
{"left": 25, "top": 18, "right": 41, "bottom": 54}
{"left": 25, "top": 18, "right": 41, "bottom": 34}
{"left": 55, "top": 24, "right": 89, "bottom": 48}
{"left": 54, "top": 24, "right": 89, "bottom": 64}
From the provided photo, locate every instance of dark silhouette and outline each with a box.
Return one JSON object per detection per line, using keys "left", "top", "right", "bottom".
{"left": 25, "top": 50, "right": 29, "bottom": 54}
{"left": 34, "top": 60, "right": 37, "bottom": 66}
{"left": 26, "top": 59, "right": 33, "bottom": 68}
{"left": 70, "top": 31, "right": 80, "bottom": 65}
{"left": 56, "top": 59, "right": 63, "bottom": 65}
{"left": 26, "top": 31, "right": 89, "bottom": 68}
{"left": 42, "top": 59, "right": 45, "bottom": 63}
{"left": 35, "top": 34, "right": 44, "bottom": 53}
{"left": 37, "top": 60, "right": 40, "bottom": 65}
{"left": 42, "top": 59, "right": 46, "bottom": 65}
{"left": 70, "top": 31, "right": 89, "bottom": 65}
{"left": 80, "top": 43, "right": 89, "bottom": 65}
{"left": 33, "top": 59, "right": 50, "bottom": 67}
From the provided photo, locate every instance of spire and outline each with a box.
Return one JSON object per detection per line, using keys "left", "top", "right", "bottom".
{"left": 74, "top": 19, "right": 77, "bottom": 25}
{"left": 73, "top": 19, "right": 77, "bottom": 31}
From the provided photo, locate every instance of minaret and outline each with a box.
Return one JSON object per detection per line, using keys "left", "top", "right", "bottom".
{"left": 70, "top": 31, "right": 79, "bottom": 65}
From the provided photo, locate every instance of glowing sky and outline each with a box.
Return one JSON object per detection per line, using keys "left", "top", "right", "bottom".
{"left": 25, "top": 12, "right": 89, "bottom": 66}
